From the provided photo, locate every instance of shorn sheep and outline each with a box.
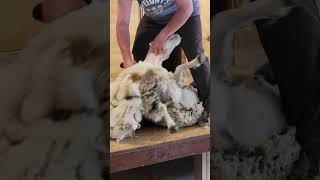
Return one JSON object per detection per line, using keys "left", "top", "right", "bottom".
{"left": 211, "top": 0, "right": 303, "bottom": 179}
{"left": 0, "top": 1, "right": 107, "bottom": 180}
{"left": 212, "top": 0, "right": 299, "bottom": 149}
{"left": 110, "top": 34, "right": 209, "bottom": 142}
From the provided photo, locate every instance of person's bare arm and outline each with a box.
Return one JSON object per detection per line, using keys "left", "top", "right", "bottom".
{"left": 116, "top": 0, "right": 136, "bottom": 68}
{"left": 42, "top": 0, "right": 86, "bottom": 22}
{"left": 151, "top": 0, "right": 193, "bottom": 54}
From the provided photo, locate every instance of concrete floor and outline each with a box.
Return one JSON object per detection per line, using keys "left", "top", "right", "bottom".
{"left": 110, "top": 157, "right": 195, "bottom": 180}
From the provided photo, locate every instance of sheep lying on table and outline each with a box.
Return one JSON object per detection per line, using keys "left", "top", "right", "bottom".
{"left": 211, "top": 0, "right": 302, "bottom": 179}
{"left": 211, "top": 0, "right": 299, "bottom": 149}
{"left": 110, "top": 34, "right": 208, "bottom": 142}
{"left": 0, "top": 1, "right": 107, "bottom": 180}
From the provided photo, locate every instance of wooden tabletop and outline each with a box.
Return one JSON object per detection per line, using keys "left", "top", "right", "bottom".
{"left": 110, "top": 126, "right": 210, "bottom": 173}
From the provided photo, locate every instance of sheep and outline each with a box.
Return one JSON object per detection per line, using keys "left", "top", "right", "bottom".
{"left": 211, "top": 0, "right": 298, "bottom": 149}
{"left": 0, "top": 1, "right": 107, "bottom": 180}
{"left": 110, "top": 34, "right": 207, "bottom": 142}
{"left": 211, "top": 0, "right": 302, "bottom": 179}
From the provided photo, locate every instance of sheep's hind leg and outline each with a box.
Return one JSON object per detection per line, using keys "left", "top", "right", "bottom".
{"left": 173, "top": 55, "right": 203, "bottom": 86}
{"left": 159, "top": 103, "right": 178, "bottom": 133}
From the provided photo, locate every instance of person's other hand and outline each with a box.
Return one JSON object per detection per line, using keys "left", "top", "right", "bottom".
{"left": 123, "top": 57, "right": 137, "bottom": 68}
{"left": 42, "top": 0, "right": 86, "bottom": 22}
{"left": 150, "top": 34, "right": 167, "bottom": 55}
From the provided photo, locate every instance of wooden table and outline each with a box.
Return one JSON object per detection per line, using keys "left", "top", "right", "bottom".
{"left": 110, "top": 126, "right": 210, "bottom": 180}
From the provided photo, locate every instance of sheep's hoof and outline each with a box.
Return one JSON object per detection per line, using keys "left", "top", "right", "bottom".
{"left": 169, "top": 126, "right": 178, "bottom": 133}
{"left": 198, "top": 120, "right": 210, "bottom": 127}
{"left": 198, "top": 111, "right": 210, "bottom": 127}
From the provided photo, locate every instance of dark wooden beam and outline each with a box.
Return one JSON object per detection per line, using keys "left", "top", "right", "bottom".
{"left": 110, "top": 134, "right": 210, "bottom": 174}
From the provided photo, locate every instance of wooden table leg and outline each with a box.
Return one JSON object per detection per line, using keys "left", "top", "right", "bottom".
{"left": 194, "top": 152, "right": 210, "bottom": 180}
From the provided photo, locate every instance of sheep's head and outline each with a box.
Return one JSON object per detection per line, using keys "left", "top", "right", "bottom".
{"left": 162, "top": 34, "right": 181, "bottom": 56}
{"left": 145, "top": 34, "right": 181, "bottom": 66}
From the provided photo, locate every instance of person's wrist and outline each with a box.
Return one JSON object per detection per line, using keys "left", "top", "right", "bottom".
{"left": 123, "top": 56, "right": 134, "bottom": 64}
{"left": 158, "top": 31, "right": 170, "bottom": 41}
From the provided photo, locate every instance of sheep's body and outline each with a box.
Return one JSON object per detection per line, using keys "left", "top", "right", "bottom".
{"left": 139, "top": 70, "right": 204, "bottom": 130}
{"left": 110, "top": 34, "right": 206, "bottom": 142}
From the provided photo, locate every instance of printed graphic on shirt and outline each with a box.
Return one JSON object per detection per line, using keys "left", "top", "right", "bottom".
{"left": 141, "top": 0, "right": 173, "bottom": 15}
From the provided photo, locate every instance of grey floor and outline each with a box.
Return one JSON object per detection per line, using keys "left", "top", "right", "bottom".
{"left": 110, "top": 157, "right": 195, "bottom": 180}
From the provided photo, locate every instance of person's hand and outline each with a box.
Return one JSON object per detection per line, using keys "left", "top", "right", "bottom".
{"left": 123, "top": 57, "right": 137, "bottom": 68}
{"left": 42, "top": 0, "right": 86, "bottom": 22}
{"left": 150, "top": 34, "right": 167, "bottom": 55}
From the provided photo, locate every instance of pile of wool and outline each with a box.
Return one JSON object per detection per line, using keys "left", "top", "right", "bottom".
{"left": 0, "top": 56, "right": 107, "bottom": 180}
{"left": 0, "top": 114, "right": 103, "bottom": 180}
{"left": 0, "top": 66, "right": 107, "bottom": 180}
{"left": 211, "top": 127, "right": 301, "bottom": 180}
